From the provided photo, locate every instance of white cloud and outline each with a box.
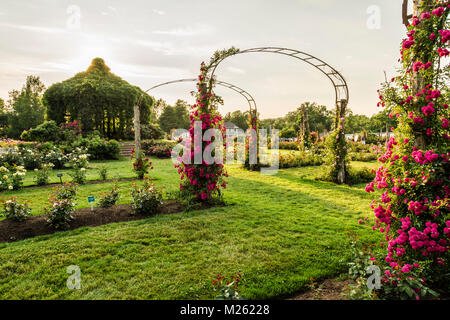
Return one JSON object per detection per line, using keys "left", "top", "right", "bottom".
{"left": 226, "top": 67, "right": 246, "bottom": 74}
{"left": 0, "top": 22, "right": 68, "bottom": 34}
{"left": 152, "top": 24, "right": 214, "bottom": 37}
{"left": 153, "top": 9, "right": 165, "bottom": 15}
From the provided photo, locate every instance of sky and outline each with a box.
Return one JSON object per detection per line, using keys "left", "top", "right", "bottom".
{"left": 0, "top": 0, "right": 411, "bottom": 119}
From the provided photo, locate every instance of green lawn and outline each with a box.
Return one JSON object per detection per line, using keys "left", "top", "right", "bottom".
{"left": 0, "top": 158, "right": 381, "bottom": 299}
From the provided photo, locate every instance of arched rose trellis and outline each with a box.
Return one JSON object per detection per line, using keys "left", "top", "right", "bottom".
{"left": 145, "top": 78, "right": 257, "bottom": 114}
{"left": 132, "top": 78, "right": 257, "bottom": 157}
{"left": 204, "top": 47, "right": 350, "bottom": 182}
{"left": 207, "top": 47, "right": 349, "bottom": 112}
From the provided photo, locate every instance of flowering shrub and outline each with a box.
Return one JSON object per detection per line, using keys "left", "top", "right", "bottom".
{"left": 277, "top": 141, "right": 299, "bottom": 150}
{"left": 1, "top": 197, "right": 31, "bottom": 222}
{"left": 20, "top": 120, "right": 61, "bottom": 142}
{"left": 21, "top": 147, "right": 42, "bottom": 170}
{"left": 0, "top": 139, "right": 24, "bottom": 148}
{"left": 46, "top": 198, "right": 76, "bottom": 230}
{"left": 98, "top": 182, "right": 119, "bottom": 208}
{"left": 53, "top": 182, "right": 78, "bottom": 200}
{"left": 142, "top": 140, "right": 175, "bottom": 158}
{"left": 10, "top": 165, "right": 26, "bottom": 190}
{"left": 132, "top": 152, "right": 153, "bottom": 179}
{"left": 69, "top": 148, "right": 89, "bottom": 184}
{"left": 0, "top": 166, "right": 10, "bottom": 191}
{"left": 0, "top": 147, "right": 23, "bottom": 167}
{"left": 364, "top": 2, "right": 450, "bottom": 298}
{"left": 34, "top": 163, "right": 54, "bottom": 186}
{"left": 277, "top": 151, "right": 324, "bottom": 169}
{"left": 60, "top": 120, "right": 82, "bottom": 141}
{"left": 174, "top": 49, "right": 236, "bottom": 202}
{"left": 131, "top": 179, "right": 162, "bottom": 215}
{"left": 212, "top": 273, "right": 246, "bottom": 300}
{"left": 46, "top": 183, "right": 77, "bottom": 230}
{"left": 42, "top": 146, "right": 67, "bottom": 169}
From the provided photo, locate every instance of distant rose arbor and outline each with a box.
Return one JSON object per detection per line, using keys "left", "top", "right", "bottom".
{"left": 134, "top": 47, "right": 350, "bottom": 200}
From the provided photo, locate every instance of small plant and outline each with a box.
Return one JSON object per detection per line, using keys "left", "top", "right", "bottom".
{"left": 0, "top": 166, "right": 10, "bottom": 191}
{"left": 98, "top": 165, "right": 108, "bottom": 180}
{"left": 46, "top": 183, "right": 78, "bottom": 230}
{"left": 69, "top": 149, "right": 89, "bottom": 184}
{"left": 131, "top": 179, "right": 162, "bottom": 215}
{"left": 1, "top": 197, "right": 31, "bottom": 221}
{"left": 9, "top": 165, "right": 27, "bottom": 190}
{"left": 34, "top": 163, "right": 54, "bottom": 186}
{"left": 132, "top": 152, "right": 153, "bottom": 179}
{"left": 53, "top": 182, "right": 78, "bottom": 200}
{"left": 98, "top": 182, "right": 119, "bottom": 208}
{"left": 46, "top": 198, "right": 76, "bottom": 230}
{"left": 212, "top": 273, "right": 246, "bottom": 300}
{"left": 42, "top": 147, "right": 67, "bottom": 169}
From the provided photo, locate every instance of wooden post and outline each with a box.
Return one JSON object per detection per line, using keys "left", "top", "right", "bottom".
{"left": 133, "top": 104, "right": 141, "bottom": 158}
{"left": 411, "top": 0, "right": 430, "bottom": 149}
{"left": 337, "top": 99, "right": 347, "bottom": 184}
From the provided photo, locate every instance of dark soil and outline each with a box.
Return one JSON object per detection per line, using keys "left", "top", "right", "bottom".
{"left": 17, "top": 177, "right": 141, "bottom": 191}
{"left": 288, "top": 278, "right": 355, "bottom": 300}
{"left": 0, "top": 200, "right": 212, "bottom": 243}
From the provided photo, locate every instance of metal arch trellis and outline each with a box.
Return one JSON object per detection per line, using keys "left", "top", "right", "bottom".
{"left": 207, "top": 47, "right": 350, "bottom": 110}
{"left": 145, "top": 78, "right": 257, "bottom": 113}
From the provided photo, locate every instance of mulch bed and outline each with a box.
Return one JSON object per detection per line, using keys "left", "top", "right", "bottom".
{"left": 287, "top": 278, "right": 355, "bottom": 300}
{"left": 0, "top": 200, "right": 211, "bottom": 243}
{"left": 16, "top": 177, "right": 141, "bottom": 191}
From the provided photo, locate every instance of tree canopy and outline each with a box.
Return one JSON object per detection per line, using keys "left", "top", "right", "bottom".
{"left": 223, "top": 110, "right": 249, "bottom": 131}
{"left": 158, "top": 99, "right": 190, "bottom": 133}
{"left": 6, "top": 75, "right": 46, "bottom": 138}
{"left": 43, "top": 58, "right": 154, "bottom": 139}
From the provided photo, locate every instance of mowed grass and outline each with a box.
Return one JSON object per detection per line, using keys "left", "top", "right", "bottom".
{"left": 0, "top": 158, "right": 382, "bottom": 299}
{"left": 0, "top": 158, "right": 178, "bottom": 218}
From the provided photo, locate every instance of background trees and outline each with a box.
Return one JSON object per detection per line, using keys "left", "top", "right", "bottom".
{"left": 158, "top": 99, "right": 190, "bottom": 133}
{"left": 6, "top": 76, "right": 46, "bottom": 138}
{"left": 223, "top": 110, "right": 249, "bottom": 131}
{"left": 43, "top": 58, "right": 153, "bottom": 140}
{"left": 259, "top": 101, "right": 398, "bottom": 139}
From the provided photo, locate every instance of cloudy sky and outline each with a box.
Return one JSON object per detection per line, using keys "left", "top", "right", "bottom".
{"left": 0, "top": 0, "right": 410, "bottom": 118}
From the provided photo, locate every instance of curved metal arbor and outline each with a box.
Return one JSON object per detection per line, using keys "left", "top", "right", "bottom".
{"left": 208, "top": 47, "right": 349, "bottom": 109}
{"left": 145, "top": 78, "right": 257, "bottom": 113}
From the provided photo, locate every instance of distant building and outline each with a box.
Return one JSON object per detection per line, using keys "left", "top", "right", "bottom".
{"left": 172, "top": 131, "right": 190, "bottom": 141}
{"left": 224, "top": 122, "right": 242, "bottom": 137}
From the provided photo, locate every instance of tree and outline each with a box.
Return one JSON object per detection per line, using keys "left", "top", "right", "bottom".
{"left": 158, "top": 99, "right": 190, "bottom": 133}
{"left": 0, "top": 98, "right": 8, "bottom": 135}
{"left": 7, "top": 76, "right": 46, "bottom": 138}
{"left": 223, "top": 110, "right": 249, "bottom": 130}
{"left": 43, "top": 58, "right": 153, "bottom": 139}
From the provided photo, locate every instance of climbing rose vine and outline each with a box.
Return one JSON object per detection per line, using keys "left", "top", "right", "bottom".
{"left": 365, "top": 1, "right": 449, "bottom": 297}
{"left": 325, "top": 116, "right": 349, "bottom": 184}
{"left": 175, "top": 48, "right": 239, "bottom": 201}
{"left": 244, "top": 108, "right": 260, "bottom": 171}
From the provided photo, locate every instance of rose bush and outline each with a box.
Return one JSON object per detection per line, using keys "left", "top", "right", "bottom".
{"left": 364, "top": 1, "right": 449, "bottom": 298}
